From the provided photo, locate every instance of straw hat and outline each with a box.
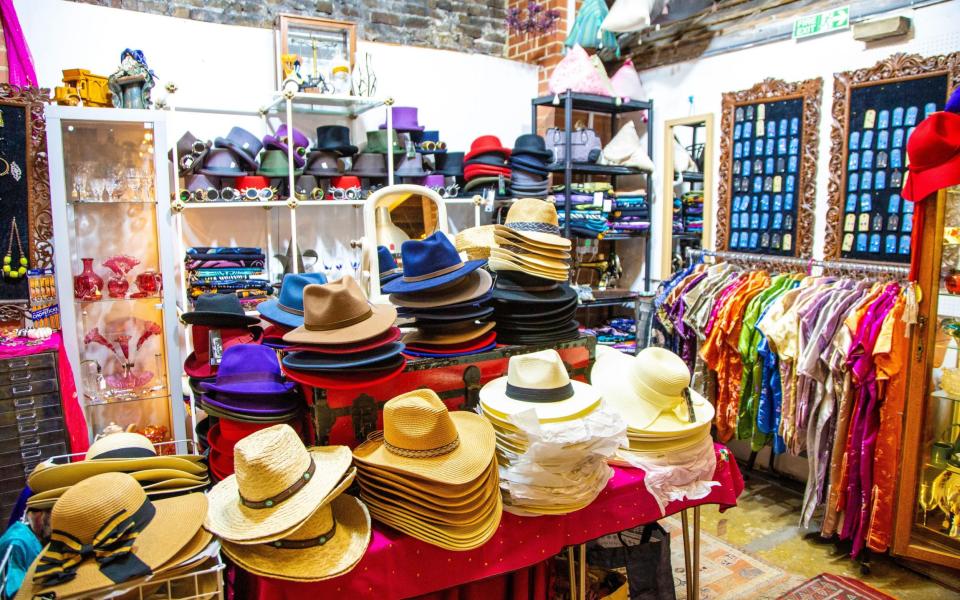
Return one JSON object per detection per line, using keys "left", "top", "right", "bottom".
{"left": 591, "top": 346, "right": 715, "bottom": 434}
{"left": 352, "top": 389, "right": 496, "bottom": 486}
{"left": 489, "top": 256, "right": 569, "bottom": 282}
{"left": 27, "top": 433, "right": 206, "bottom": 493}
{"left": 20, "top": 473, "right": 207, "bottom": 600}
{"left": 490, "top": 247, "right": 569, "bottom": 272}
{"left": 221, "top": 493, "right": 370, "bottom": 582}
{"left": 356, "top": 460, "right": 498, "bottom": 505}
{"left": 454, "top": 225, "right": 497, "bottom": 260}
{"left": 282, "top": 275, "right": 397, "bottom": 346}
{"left": 493, "top": 198, "right": 571, "bottom": 248}
{"left": 494, "top": 237, "right": 571, "bottom": 260}
{"left": 479, "top": 349, "right": 600, "bottom": 423}
{"left": 365, "top": 498, "right": 502, "bottom": 551}
{"left": 204, "top": 424, "right": 352, "bottom": 542}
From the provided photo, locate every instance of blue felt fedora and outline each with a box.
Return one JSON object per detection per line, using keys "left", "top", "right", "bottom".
{"left": 378, "top": 246, "right": 402, "bottom": 284}
{"left": 381, "top": 231, "right": 486, "bottom": 294}
{"left": 281, "top": 342, "right": 405, "bottom": 371}
{"left": 256, "top": 272, "right": 328, "bottom": 328}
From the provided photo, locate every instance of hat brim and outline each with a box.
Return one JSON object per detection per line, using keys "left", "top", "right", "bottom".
{"left": 465, "top": 146, "right": 511, "bottom": 162}
{"left": 356, "top": 458, "right": 497, "bottom": 500}
{"left": 214, "top": 138, "right": 261, "bottom": 170}
{"left": 21, "top": 493, "right": 208, "bottom": 600}
{"left": 258, "top": 167, "right": 305, "bottom": 177}
{"left": 495, "top": 324, "right": 580, "bottom": 346}
{"left": 351, "top": 170, "right": 390, "bottom": 178}
{"left": 256, "top": 299, "right": 303, "bottom": 329}
{"left": 490, "top": 248, "right": 569, "bottom": 272}
{"left": 204, "top": 446, "right": 352, "bottom": 542}
{"left": 403, "top": 322, "right": 495, "bottom": 346}
{"left": 389, "top": 269, "right": 493, "bottom": 309}
{"left": 479, "top": 376, "right": 600, "bottom": 424}
{"left": 491, "top": 281, "right": 577, "bottom": 305}
{"left": 358, "top": 479, "right": 498, "bottom": 525}
{"left": 381, "top": 259, "right": 487, "bottom": 294}
{"left": 221, "top": 494, "right": 370, "bottom": 582}
{"left": 199, "top": 379, "right": 296, "bottom": 396}
{"left": 489, "top": 257, "right": 568, "bottom": 281}
{"left": 199, "top": 394, "right": 300, "bottom": 417}
{"left": 282, "top": 358, "right": 406, "bottom": 390}
{"left": 405, "top": 331, "right": 497, "bottom": 353}
{"left": 494, "top": 224, "right": 570, "bottom": 249}
{"left": 200, "top": 401, "right": 301, "bottom": 423}
{"left": 352, "top": 411, "right": 495, "bottom": 486}
{"left": 903, "top": 154, "right": 960, "bottom": 201}
{"left": 199, "top": 166, "right": 249, "bottom": 177}
{"left": 399, "top": 306, "right": 493, "bottom": 322}
{"left": 365, "top": 496, "right": 502, "bottom": 551}
{"left": 403, "top": 342, "right": 496, "bottom": 358}
{"left": 313, "top": 144, "right": 359, "bottom": 156}
{"left": 281, "top": 343, "right": 405, "bottom": 371}
{"left": 511, "top": 148, "right": 553, "bottom": 161}
{"left": 181, "top": 311, "right": 260, "bottom": 327}
{"left": 27, "top": 456, "right": 207, "bottom": 493}
{"left": 282, "top": 327, "right": 402, "bottom": 355}
{"left": 282, "top": 304, "right": 397, "bottom": 345}
{"left": 495, "top": 311, "right": 575, "bottom": 331}
{"left": 494, "top": 229, "right": 570, "bottom": 253}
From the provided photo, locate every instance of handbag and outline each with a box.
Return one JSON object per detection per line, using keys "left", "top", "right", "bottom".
{"left": 586, "top": 524, "right": 676, "bottom": 600}
{"left": 546, "top": 126, "right": 602, "bottom": 164}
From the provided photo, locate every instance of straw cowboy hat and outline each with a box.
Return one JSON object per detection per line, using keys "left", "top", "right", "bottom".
{"left": 221, "top": 492, "right": 370, "bottom": 582}
{"left": 204, "top": 424, "right": 353, "bottom": 542}
{"left": 27, "top": 432, "right": 206, "bottom": 493}
{"left": 479, "top": 349, "right": 600, "bottom": 424}
{"left": 19, "top": 472, "right": 207, "bottom": 600}
{"left": 493, "top": 198, "right": 570, "bottom": 248}
{"left": 282, "top": 275, "right": 397, "bottom": 346}
{"left": 591, "top": 346, "right": 715, "bottom": 435}
{"left": 352, "top": 389, "right": 496, "bottom": 486}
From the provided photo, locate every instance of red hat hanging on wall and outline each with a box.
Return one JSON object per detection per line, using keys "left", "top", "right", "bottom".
{"left": 901, "top": 110, "right": 960, "bottom": 202}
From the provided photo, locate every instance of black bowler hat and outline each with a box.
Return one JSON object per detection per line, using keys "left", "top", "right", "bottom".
{"left": 465, "top": 154, "right": 510, "bottom": 168}
{"left": 511, "top": 134, "right": 553, "bottom": 161}
{"left": 435, "top": 152, "right": 464, "bottom": 177}
{"left": 313, "top": 125, "right": 358, "bottom": 156}
{"left": 181, "top": 293, "right": 260, "bottom": 327}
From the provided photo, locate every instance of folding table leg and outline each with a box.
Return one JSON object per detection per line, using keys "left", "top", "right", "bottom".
{"left": 680, "top": 509, "right": 693, "bottom": 600}
{"left": 579, "top": 543, "right": 587, "bottom": 600}
{"left": 567, "top": 546, "right": 576, "bottom": 599}
{"left": 692, "top": 506, "right": 701, "bottom": 600}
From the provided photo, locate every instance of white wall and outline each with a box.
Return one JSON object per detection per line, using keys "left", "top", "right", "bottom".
{"left": 16, "top": 0, "right": 537, "bottom": 270}
{"left": 639, "top": 0, "right": 960, "bottom": 284}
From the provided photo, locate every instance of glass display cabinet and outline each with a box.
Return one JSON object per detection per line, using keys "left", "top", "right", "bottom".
{"left": 47, "top": 107, "right": 185, "bottom": 447}
{"left": 895, "top": 185, "right": 960, "bottom": 569}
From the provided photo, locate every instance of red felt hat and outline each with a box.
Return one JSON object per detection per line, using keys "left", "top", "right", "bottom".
{"left": 465, "top": 135, "right": 511, "bottom": 162}
{"left": 208, "top": 424, "right": 235, "bottom": 478}
{"left": 236, "top": 175, "right": 270, "bottom": 189}
{"left": 218, "top": 418, "right": 277, "bottom": 444}
{"left": 183, "top": 326, "right": 261, "bottom": 378}
{"left": 283, "top": 326, "right": 402, "bottom": 355}
{"left": 903, "top": 111, "right": 960, "bottom": 202}
{"left": 464, "top": 165, "right": 512, "bottom": 181}
{"left": 283, "top": 357, "right": 406, "bottom": 390}
{"left": 331, "top": 175, "right": 362, "bottom": 188}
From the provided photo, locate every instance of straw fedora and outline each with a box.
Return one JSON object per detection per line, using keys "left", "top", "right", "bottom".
{"left": 389, "top": 269, "right": 493, "bottom": 309}
{"left": 454, "top": 225, "right": 497, "bottom": 261}
{"left": 365, "top": 499, "right": 502, "bottom": 551}
{"left": 221, "top": 493, "right": 370, "bottom": 582}
{"left": 494, "top": 198, "right": 570, "bottom": 248}
{"left": 20, "top": 472, "right": 207, "bottom": 599}
{"left": 356, "top": 462, "right": 498, "bottom": 506}
{"left": 358, "top": 482, "right": 497, "bottom": 526}
{"left": 489, "top": 256, "right": 569, "bottom": 282}
{"left": 479, "top": 349, "right": 599, "bottom": 423}
{"left": 204, "top": 424, "right": 352, "bottom": 542}
{"left": 490, "top": 248, "right": 569, "bottom": 273}
{"left": 282, "top": 275, "right": 397, "bottom": 346}
{"left": 590, "top": 345, "right": 715, "bottom": 434}
{"left": 352, "top": 389, "right": 496, "bottom": 486}
{"left": 402, "top": 321, "right": 495, "bottom": 346}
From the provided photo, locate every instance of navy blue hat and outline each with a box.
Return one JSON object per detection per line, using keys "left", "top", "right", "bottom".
{"left": 256, "top": 272, "right": 328, "bottom": 328}
{"left": 510, "top": 154, "right": 550, "bottom": 171}
{"left": 381, "top": 231, "right": 486, "bottom": 294}
{"left": 378, "top": 246, "right": 402, "bottom": 284}
{"left": 282, "top": 344, "right": 405, "bottom": 371}
{"left": 511, "top": 134, "right": 553, "bottom": 161}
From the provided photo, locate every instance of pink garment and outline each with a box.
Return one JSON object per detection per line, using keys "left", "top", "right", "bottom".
{"left": 243, "top": 449, "right": 744, "bottom": 600}
{"left": 0, "top": 333, "right": 88, "bottom": 454}
{"left": 0, "top": 0, "right": 37, "bottom": 86}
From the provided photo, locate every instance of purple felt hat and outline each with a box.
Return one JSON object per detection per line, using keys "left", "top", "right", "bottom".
{"left": 199, "top": 344, "right": 296, "bottom": 396}
{"left": 200, "top": 393, "right": 300, "bottom": 417}
{"left": 380, "top": 106, "right": 424, "bottom": 132}
{"left": 263, "top": 125, "right": 311, "bottom": 168}
{"left": 418, "top": 174, "right": 446, "bottom": 188}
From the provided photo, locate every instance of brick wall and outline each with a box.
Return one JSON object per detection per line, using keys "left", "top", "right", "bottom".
{"left": 64, "top": 0, "right": 509, "bottom": 56}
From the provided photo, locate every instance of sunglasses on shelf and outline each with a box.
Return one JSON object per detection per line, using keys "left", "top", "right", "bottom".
{"left": 419, "top": 140, "right": 447, "bottom": 152}
{"left": 219, "top": 187, "right": 239, "bottom": 202}
{"left": 189, "top": 187, "right": 220, "bottom": 202}
{"left": 330, "top": 186, "right": 362, "bottom": 201}
{"left": 241, "top": 187, "right": 278, "bottom": 202}
{"left": 428, "top": 184, "right": 460, "bottom": 198}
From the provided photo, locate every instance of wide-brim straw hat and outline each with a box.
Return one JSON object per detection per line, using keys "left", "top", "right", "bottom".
{"left": 496, "top": 198, "right": 570, "bottom": 248}
{"left": 19, "top": 473, "right": 207, "bottom": 600}
{"left": 490, "top": 247, "right": 569, "bottom": 272}
{"left": 204, "top": 425, "right": 353, "bottom": 543}
{"left": 359, "top": 480, "right": 498, "bottom": 526}
{"left": 389, "top": 269, "right": 493, "bottom": 309}
{"left": 352, "top": 389, "right": 496, "bottom": 486}
{"left": 221, "top": 494, "right": 370, "bottom": 582}
{"left": 454, "top": 225, "right": 497, "bottom": 261}
{"left": 402, "top": 321, "right": 495, "bottom": 346}
{"left": 495, "top": 238, "right": 571, "bottom": 261}
{"left": 365, "top": 496, "right": 502, "bottom": 551}
{"left": 356, "top": 458, "right": 498, "bottom": 501}
{"left": 494, "top": 227, "right": 569, "bottom": 252}
{"left": 489, "top": 256, "right": 569, "bottom": 282}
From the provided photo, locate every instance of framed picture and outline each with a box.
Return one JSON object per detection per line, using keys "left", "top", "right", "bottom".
{"left": 276, "top": 14, "right": 356, "bottom": 92}
{"left": 824, "top": 51, "right": 960, "bottom": 262}
{"left": 716, "top": 77, "right": 822, "bottom": 258}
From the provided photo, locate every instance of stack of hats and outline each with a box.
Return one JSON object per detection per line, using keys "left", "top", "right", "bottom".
{"left": 509, "top": 134, "right": 552, "bottom": 198}
{"left": 382, "top": 232, "right": 496, "bottom": 358}
{"left": 280, "top": 275, "right": 405, "bottom": 390}
{"left": 478, "top": 350, "right": 623, "bottom": 515}
{"left": 463, "top": 135, "right": 511, "bottom": 196}
{"left": 197, "top": 344, "right": 304, "bottom": 480}
{"left": 257, "top": 272, "right": 329, "bottom": 341}
{"left": 434, "top": 151, "right": 465, "bottom": 190}
{"left": 377, "top": 245, "right": 403, "bottom": 287}
{"left": 26, "top": 432, "right": 209, "bottom": 510}
{"left": 488, "top": 199, "right": 579, "bottom": 345}
{"left": 352, "top": 389, "right": 501, "bottom": 550}
{"left": 181, "top": 293, "right": 262, "bottom": 395}
{"left": 208, "top": 126, "right": 262, "bottom": 175}
{"left": 261, "top": 124, "right": 310, "bottom": 174}
{"left": 205, "top": 425, "right": 370, "bottom": 582}
{"left": 19, "top": 472, "right": 210, "bottom": 600}
{"left": 591, "top": 346, "right": 714, "bottom": 460}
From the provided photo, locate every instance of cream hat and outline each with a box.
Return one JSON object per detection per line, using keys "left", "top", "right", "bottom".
{"left": 479, "top": 349, "right": 600, "bottom": 423}
{"left": 591, "top": 345, "right": 715, "bottom": 433}
{"left": 204, "top": 424, "right": 353, "bottom": 542}
{"left": 221, "top": 493, "right": 370, "bottom": 582}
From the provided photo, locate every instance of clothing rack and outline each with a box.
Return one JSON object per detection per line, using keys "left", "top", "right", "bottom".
{"left": 684, "top": 248, "right": 911, "bottom": 278}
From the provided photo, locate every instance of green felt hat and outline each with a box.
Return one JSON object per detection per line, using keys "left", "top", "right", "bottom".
{"left": 366, "top": 129, "right": 402, "bottom": 154}
{"left": 257, "top": 149, "right": 304, "bottom": 177}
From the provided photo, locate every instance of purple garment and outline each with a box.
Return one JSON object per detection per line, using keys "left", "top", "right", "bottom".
{"left": 668, "top": 272, "right": 707, "bottom": 370}
{"left": 0, "top": 0, "right": 38, "bottom": 86}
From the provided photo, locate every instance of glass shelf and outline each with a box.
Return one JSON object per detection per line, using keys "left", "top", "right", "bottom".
{"left": 85, "top": 390, "right": 170, "bottom": 407}
{"left": 69, "top": 198, "right": 156, "bottom": 205}
{"left": 76, "top": 294, "right": 162, "bottom": 305}
{"left": 263, "top": 92, "right": 386, "bottom": 117}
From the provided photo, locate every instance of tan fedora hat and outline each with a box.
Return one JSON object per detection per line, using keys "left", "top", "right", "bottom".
{"left": 389, "top": 269, "right": 493, "bottom": 309}
{"left": 402, "top": 321, "right": 495, "bottom": 346}
{"left": 488, "top": 256, "right": 569, "bottom": 282}
{"left": 494, "top": 197, "right": 571, "bottom": 248}
{"left": 221, "top": 493, "right": 370, "bottom": 582}
{"left": 282, "top": 275, "right": 397, "bottom": 345}
{"left": 204, "top": 424, "right": 352, "bottom": 542}
{"left": 591, "top": 345, "right": 715, "bottom": 434}
{"left": 479, "top": 349, "right": 600, "bottom": 423}
{"left": 19, "top": 473, "right": 207, "bottom": 600}
{"left": 352, "top": 389, "right": 496, "bottom": 486}
{"left": 454, "top": 224, "right": 497, "bottom": 261}
{"left": 490, "top": 247, "right": 569, "bottom": 272}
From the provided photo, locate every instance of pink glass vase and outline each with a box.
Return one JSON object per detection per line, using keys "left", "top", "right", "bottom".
{"left": 107, "top": 276, "right": 129, "bottom": 298}
{"left": 73, "top": 258, "right": 103, "bottom": 301}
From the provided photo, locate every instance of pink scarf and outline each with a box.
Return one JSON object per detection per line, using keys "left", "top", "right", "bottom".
{"left": 0, "top": 0, "right": 37, "bottom": 87}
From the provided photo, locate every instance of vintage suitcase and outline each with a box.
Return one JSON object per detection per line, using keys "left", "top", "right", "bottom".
{"left": 301, "top": 334, "right": 597, "bottom": 447}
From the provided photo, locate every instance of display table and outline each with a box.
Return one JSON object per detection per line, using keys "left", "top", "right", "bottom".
{"left": 240, "top": 445, "right": 744, "bottom": 600}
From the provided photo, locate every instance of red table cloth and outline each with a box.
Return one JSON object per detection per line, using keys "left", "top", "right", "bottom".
{"left": 241, "top": 445, "right": 744, "bottom": 600}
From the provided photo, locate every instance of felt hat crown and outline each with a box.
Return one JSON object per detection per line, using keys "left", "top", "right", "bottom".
{"left": 378, "top": 245, "right": 401, "bottom": 278}
{"left": 332, "top": 175, "right": 362, "bottom": 189}
{"left": 199, "top": 344, "right": 294, "bottom": 396}
{"left": 381, "top": 231, "right": 486, "bottom": 294}
{"left": 258, "top": 149, "right": 304, "bottom": 177}
{"left": 395, "top": 153, "right": 428, "bottom": 177}
{"left": 349, "top": 153, "right": 389, "bottom": 177}
{"left": 366, "top": 129, "right": 402, "bottom": 154}
{"left": 214, "top": 127, "right": 262, "bottom": 170}
{"left": 282, "top": 275, "right": 397, "bottom": 345}
{"left": 304, "top": 151, "right": 343, "bottom": 176}
{"left": 435, "top": 151, "right": 464, "bottom": 176}
{"left": 314, "top": 125, "right": 358, "bottom": 156}
{"left": 380, "top": 106, "right": 424, "bottom": 131}
{"left": 199, "top": 147, "right": 247, "bottom": 177}
{"left": 263, "top": 125, "right": 310, "bottom": 168}
{"left": 257, "top": 272, "right": 328, "bottom": 328}
{"left": 182, "top": 293, "right": 259, "bottom": 327}
{"left": 902, "top": 111, "right": 960, "bottom": 201}
{"left": 511, "top": 134, "right": 553, "bottom": 160}
{"left": 465, "top": 135, "right": 511, "bottom": 162}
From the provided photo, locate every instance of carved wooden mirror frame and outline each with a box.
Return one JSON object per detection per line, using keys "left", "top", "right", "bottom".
{"left": 716, "top": 77, "right": 822, "bottom": 257}
{"left": 824, "top": 52, "right": 960, "bottom": 260}
{"left": 0, "top": 85, "right": 52, "bottom": 323}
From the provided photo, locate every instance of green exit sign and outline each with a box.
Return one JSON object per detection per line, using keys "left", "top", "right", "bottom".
{"left": 793, "top": 6, "right": 850, "bottom": 39}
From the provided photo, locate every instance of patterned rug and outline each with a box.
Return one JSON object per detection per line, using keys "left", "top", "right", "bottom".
{"left": 777, "top": 573, "right": 898, "bottom": 600}
{"left": 664, "top": 516, "right": 805, "bottom": 600}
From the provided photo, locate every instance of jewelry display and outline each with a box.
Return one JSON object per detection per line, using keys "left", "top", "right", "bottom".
{"left": 2, "top": 216, "right": 28, "bottom": 279}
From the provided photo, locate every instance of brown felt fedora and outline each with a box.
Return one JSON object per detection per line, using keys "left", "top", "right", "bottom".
{"left": 282, "top": 275, "right": 397, "bottom": 346}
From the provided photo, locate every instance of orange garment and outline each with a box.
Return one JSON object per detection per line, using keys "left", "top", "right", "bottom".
{"left": 866, "top": 294, "right": 908, "bottom": 552}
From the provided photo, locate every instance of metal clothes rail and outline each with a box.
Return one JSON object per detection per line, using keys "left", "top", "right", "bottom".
{"left": 685, "top": 248, "right": 912, "bottom": 278}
